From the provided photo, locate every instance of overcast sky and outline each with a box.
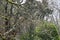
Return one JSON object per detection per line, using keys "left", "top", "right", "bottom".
{"left": 48, "top": 0, "right": 60, "bottom": 19}
{"left": 45, "top": 0, "right": 60, "bottom": 22}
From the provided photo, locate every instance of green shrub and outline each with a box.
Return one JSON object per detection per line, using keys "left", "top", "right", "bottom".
{"left": 19, "top": 21, "right": 59, "bottom": 40}
{"left": 35, "top": 21, "right": 59, "bottom": 40}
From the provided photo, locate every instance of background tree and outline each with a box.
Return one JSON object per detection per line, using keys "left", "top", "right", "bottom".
{"left": 0, "top": 0, "right": 55, "bottom": 40}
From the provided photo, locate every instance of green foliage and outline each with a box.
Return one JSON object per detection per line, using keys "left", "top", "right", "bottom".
{"left": 35, "top": 21, "right": 59, "bottom": 40}
{"left": 19, "top": 21, "right": 59, "bottom": 40}
{"left": 20, "top": 33, "right": 29, "bottom": 40}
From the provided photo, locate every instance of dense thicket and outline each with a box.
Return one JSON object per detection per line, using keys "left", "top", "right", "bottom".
{"left": 0, "top": 0, "right": 58, "bottom": 40}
